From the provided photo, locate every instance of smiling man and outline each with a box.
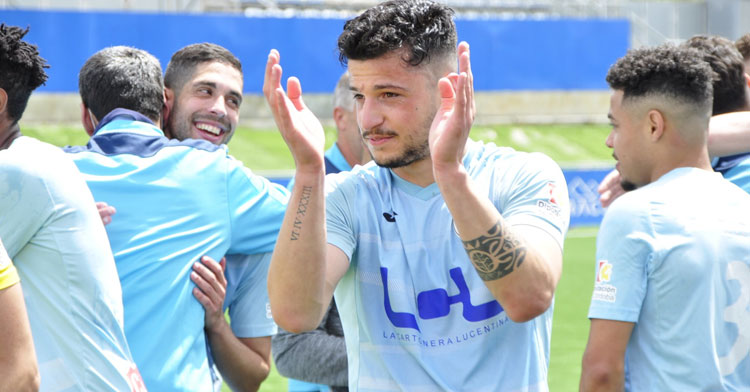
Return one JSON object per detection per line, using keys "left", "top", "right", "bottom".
{"left": 161, "top": 43, "right": 281, "bottom": 392}
{"left": 263, "top": 0, "right": 569, "bottom": 390}
{"left": 580, "top": 45, "right": 750, "bottom": 391}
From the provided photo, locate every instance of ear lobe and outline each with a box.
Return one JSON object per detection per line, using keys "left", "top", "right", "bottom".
{"left": 745, "top": 73, "right": 750, "bottom": 88}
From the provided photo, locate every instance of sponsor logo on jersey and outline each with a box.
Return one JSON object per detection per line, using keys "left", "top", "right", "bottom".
{"left": 536, "top": 182, "right": 566, "bottom": 218}
{"left": 597, "top": 260, "right": 612, "bottom": 282}
{"left": 380, "top": 267, "right": 503, "bottom": 331}
{"left": 127, "top": 365, "right": 147, "bottom": 392}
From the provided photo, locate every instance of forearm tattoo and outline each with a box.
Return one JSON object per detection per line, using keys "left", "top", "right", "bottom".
{"left": 462, "top": 220, "right": 527, "bottom": 281}
{"left": 290, "top": 185, "right": 312, "bottom": 240}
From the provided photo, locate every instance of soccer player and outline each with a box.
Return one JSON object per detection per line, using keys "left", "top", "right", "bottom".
{"left": 580, "top": 44, "right": 750, "bottom": 391}
{"left": 272, "top": 72, "right": 369, "bottom": 392}
{"left": 264, "top": 1, "right": 570, "bottom": 390}
{"left": 0, "top": 25, "right": 145, "bottom": 392}
{"left": 66, "top": 46, "right": 288, "bottom": 392}
{"left": 0, "top": 238, "right": 38, "bottom": 392}
{"left": 599, "top": 35, "right": 750, "bottom": 204}
{"left": 162, "top": 42, "right": 279, "bottom": 392}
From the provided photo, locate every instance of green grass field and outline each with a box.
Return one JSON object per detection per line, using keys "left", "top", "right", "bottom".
{"left": 25, "top": 122, "right": 609, "bottom": 391}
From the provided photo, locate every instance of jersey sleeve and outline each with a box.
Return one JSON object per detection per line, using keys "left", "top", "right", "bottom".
{"left": 324, "top": 172, "right": 357, "bottom": 261}
{"left": 224, "top": 252, "right": 277, "bottom": 338}
{"left": 587, "top": 195, "right": 653, "bottom": 322}
{"left": 226, "top": 161, "right": 290, "bottom": 255}
{"left": 0, "top": 153, "right": 52, "bottom": 258}
{"left": 499, "top": 152, "right": 570, "bottom": 250}
{"left": 0, "top": 239, "right": 19, "bottom": 290}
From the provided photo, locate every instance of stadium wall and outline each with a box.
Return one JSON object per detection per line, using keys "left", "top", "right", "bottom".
{"left": 5, "top": 9, "right": 629, "bottom": 125}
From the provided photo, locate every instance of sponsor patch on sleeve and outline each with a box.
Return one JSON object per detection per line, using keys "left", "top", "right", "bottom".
{"left": 535, "top": 182, "right": 566, "bottom": 219}
{"left": 592, "top": 260, "right": 617, "bottom": 302}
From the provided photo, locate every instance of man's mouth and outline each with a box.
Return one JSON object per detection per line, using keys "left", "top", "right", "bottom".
{"left": 196, "top": 122, "right": 224, "bottom": 136}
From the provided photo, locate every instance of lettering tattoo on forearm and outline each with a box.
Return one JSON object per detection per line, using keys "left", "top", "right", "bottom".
{"left": 290, "top": 185, "right": 313, "bottom": 240}
{"left": 462, "top": 220, "right": 527, "bottom": 281}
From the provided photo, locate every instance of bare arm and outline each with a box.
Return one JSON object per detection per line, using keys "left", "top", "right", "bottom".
{"left": 708, "top": 111, "right": 750, "bottom": 157}
{"left": 192, "top": 256, "right": 271, "bottom": 391}
{"left": 580, "top": 319, "right": 633, "bottom": 392}
{"left": 0, "top": 283, "right": 40, "bottom": 392}
{"left": 431, "top": 43, "right": 562, "bottom": 322}
{"left": 263, "top": 50, "right": 349, "bottom": 333}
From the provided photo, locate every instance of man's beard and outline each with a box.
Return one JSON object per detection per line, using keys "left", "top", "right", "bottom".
{"left": 373, "top": 139, "right": 430, "bottom": 168}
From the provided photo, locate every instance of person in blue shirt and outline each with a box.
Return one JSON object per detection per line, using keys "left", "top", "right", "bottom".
{"left": 263, "top": 1, "right": 570, "bottom": 390}
{"left": 580, "top": 44, "right": 750, "bottom": 391}
{"left": 599, "top": 35, "right": 750, "bottom": 203}
{"left": 66, "top": 46, "right": 288, "bottom": 392}
{"left": 0, "top": 25, "right": 145, "bottom": 392}
{"left": 272, "top": 72, "right": 370, "bottom": 392}
{"left": 161, "top": 42, "right": 281, "bottom": 392}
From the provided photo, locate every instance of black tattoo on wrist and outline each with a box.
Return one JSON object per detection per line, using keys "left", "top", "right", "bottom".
{"left": 462, "top": 220, "right": 526, "bottom": 281}
{"left": 290, "top": 185, "right": 312, "bottom": 240}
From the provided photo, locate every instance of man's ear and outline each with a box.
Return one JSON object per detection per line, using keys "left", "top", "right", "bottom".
{"left": 647, "top": 109, "right": 665, "bottom": 142}
{"left": 81, "top": 102, "right": 96, "bottom": 136}
{"left": 0, "top": 88, "right": 7, "bottom": 116}
{"left": 745, "top": 73, "right": 750, "bottom": 88}
{"left": 162, "top": 87, "right": 174, "bottom": 131}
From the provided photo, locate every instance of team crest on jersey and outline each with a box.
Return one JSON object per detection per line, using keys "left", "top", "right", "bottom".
{"left": 536, "top": 182, "right": 566, "bottom": 218}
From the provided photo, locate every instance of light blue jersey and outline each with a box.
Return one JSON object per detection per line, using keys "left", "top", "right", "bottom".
{"left": 0, "top": 136, "right": 142, "bottom": 392}
{"left": 326, "top": 140, "right": 569, "bottom": 391}
{"left": 589, "top": 167, "right": 750, "bottom": 391}
{"left": 65, "top": 110, "right": 288, "bottom": 392}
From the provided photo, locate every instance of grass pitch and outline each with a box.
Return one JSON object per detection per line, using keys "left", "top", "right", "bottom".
{"left": 25, "top": 122, "right": 607, "bottom": 391}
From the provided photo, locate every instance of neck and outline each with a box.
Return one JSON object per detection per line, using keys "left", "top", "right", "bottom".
{"left": 0, "top": 121, "right": 21, "bottom": 151}
{"left": 392, "top": 157, "right": 435, "bottom": 188}
{"left": 650, "top": 145, "right": 712, "bottom": 183}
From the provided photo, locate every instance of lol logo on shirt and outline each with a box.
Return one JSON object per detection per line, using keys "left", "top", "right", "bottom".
{"left": 380, "top": 267, "right": 503, "bottom": 331}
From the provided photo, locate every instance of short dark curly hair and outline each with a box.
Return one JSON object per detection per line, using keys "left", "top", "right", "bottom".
{"left": 338, "top": 0, "right": 457, "bottom": 68}
{"left": 736, "top": 33, "right": 750, "bottom": 61}
{"left": 79, "top": 46, "right": 164, "bottom": 121}
{"left": 164, "top": 43, "right": 242, "bottom": 97}
{"left": 0, "top": 24, "right": 49, "bottom": 122}
{"left": 606, "top": 44, "right": 713, "bottom": 112}
{"left": 683, "top": 35, "right": 746, "bottom": 115}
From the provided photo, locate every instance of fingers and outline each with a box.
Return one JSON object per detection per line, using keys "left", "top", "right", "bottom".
{"left": 457, "top": 42, "right": 476, "bottom": 120}
{"left": 191, "top": 256, "right": 227, "bottom": 314}
{"left": 287, "top": 77, "right": 306, "bottom": 112}
{"left": 96, "top": 201, "right": 116, "bottom": 225}
{"left": 263, "top": 49, "right": 281, "bottom": 100}
{"left": 598, "top": 169, "right": 625, "bottom": 208}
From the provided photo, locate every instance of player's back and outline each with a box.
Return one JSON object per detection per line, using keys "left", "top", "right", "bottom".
{"left": 612, "top": 168, "right": 750, "bottom": 390}
{"left": 65, "top": 113, "right": 287, "bottom": 392}
{"left": 0, "top": 136, "right": 141, "bottom": 391}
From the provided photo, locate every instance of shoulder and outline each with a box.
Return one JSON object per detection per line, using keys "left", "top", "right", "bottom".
{"left": 1, "top": 137, "right": 75, "bottom": 179}
{"left": 325, "top": 161, "right": 384, "bottom": 197}
{"left": 464, "top": 139, "right": 563, "bottom": 180}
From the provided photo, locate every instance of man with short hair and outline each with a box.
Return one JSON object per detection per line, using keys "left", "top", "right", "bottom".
{"left": 66, "top": 46, "right": 288, "bottom": 392}
{"left": 160, "top": 42, "right": 280, "bottom": 392}
{"left": 580, "top": 44, "right": 750, "bottom": 391}
{"left": 599, "top": 34, "right": 750, "bottom": 204}
{"left": 264, "top": 0, "right": 569, "bottom": 390}
{"left": 0, "top": 26, "right": 144, "bottom": 391}
{"left": 272, "top": 72, "right": 369, "bottom": 392}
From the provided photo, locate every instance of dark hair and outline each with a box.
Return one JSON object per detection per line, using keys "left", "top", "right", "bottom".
{"left": 606, "top": 44, "right": 713, "bottom": 111}
{"left": 79, "top": 46, "right": 164, "bottom": 121}
{"left": 164, "top": 43, "right": 242, "bottom": 95}
{"left": 736, "top": 33, "right": 750, "bottom": 61}
{"left": 338, "top": 0, "right": 457, "bottom": 67}
{"left": 0, "top": 24, "right": 48, "bottom": 122}
{"left": 683, "top": 35, "right": 746, "bottom": 115}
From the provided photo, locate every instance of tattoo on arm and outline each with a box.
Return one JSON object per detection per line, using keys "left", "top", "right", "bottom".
{"left": 462, "top": 220, "right": 527, "bottom": 281}
{"left": 290, "top": 185, "right": 313, "bottom": 241}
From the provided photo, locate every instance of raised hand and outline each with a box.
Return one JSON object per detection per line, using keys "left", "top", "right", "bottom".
{"left": 429, "top": 42, "right": 475, "bottom": 174}
{"left": 191, "top": 256, "right": 227, "bottom": 330}
{"left": 262, "top": 50, "right": 325, "bottom": 172}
